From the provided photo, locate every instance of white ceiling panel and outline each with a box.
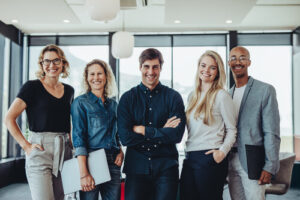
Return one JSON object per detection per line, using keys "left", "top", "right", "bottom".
{"left": 0, "top": 0, "right": 299, "bottom": 33}
{"left": 0, "top": 0, "right": 80, "bottom": 24}
{"left": 165, "top": 0, "right": 257, "bottom": 25}
{"left": 241, "top": 6, "right": 300, "bottom": 27}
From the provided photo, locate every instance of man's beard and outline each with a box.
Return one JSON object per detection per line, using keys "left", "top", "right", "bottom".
{"left": 235, "top": 72, "right": 246, "bottom": 79}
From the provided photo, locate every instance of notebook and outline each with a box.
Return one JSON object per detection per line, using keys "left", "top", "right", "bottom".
{"left": 61, "top": 149, "right": 111, "bottom": 194}
{"left": 245, "top": 144, "right": 265, "bottom": 180}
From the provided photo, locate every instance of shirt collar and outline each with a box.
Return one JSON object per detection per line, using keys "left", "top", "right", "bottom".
{"left": 87, "top": 91, "right": 111, "bottom": 104}
{"left": 139, "top": 82, "right": 162, "bottom": 94}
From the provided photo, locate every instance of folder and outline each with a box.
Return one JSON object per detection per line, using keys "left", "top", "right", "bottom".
{"left": 61, "top": 149, "right": 111, "bottom": 194}
{"left": 245, "top": 144, "right": 265, "bottom": 180}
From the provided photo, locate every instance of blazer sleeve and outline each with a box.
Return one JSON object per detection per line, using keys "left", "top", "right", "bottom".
{"left": 261, "top": 85, "right": 281, "bottom": 175}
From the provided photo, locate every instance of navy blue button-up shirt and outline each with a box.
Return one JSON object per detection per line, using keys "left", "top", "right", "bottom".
{"left": 117, "top": 82, "right": 186, "bottom": 174}
{"left": 71, "top": 92, "right": 120, "bottom": 156}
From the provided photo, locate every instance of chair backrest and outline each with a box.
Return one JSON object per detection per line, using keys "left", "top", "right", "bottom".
{"left": 272, "top": 152, "right": 296, "bottom": 186}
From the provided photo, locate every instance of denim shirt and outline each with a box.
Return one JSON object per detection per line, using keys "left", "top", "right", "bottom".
{"left": 117, "top": 82, "right": 186, "bottom": 174}
{"left": 71, "top": 92, "right": 120, "bottom": 157}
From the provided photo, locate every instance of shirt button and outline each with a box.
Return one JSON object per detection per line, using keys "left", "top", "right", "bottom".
{"left": 147, "top": 148, "right": 150, "bottom": 151}
{"left": 148, "top": 158, "right": 151, "bottom": 161}
{"left": 149, "top": 108, "right": 152, "bottom": 111}
{"left": 149, "top": 95, "right": 152, "bottom": 98}
{"left": 144, "top": 91, "right": 146, "bottom": 94}
{"left": 154, "top": 145, "right": 157, "bottom": 148}
{"left": 149, "top": 122, "right": 152, "bottom": 125}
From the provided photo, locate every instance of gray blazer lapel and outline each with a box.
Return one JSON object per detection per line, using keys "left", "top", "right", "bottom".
{"left": 238, "top": 77, "right": 254, "bottom": 121}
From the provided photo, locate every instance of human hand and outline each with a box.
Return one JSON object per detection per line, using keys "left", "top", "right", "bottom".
{"left": 80, "top": 174, "right": 95, "bottom": 192}
{"left": 24, "top": 143, "right": 44, "bottom": 156}
{"left": 163, "top": 116, "right": 181, "bottom": 128}
{"left": 205, "top": 149, "right": 225, "bottom": 163}
{"left": 258, "top": 170, "right": 272, "bottom": 185}
{"left": 133, "top": 125, "right": 145, "bottom": 135}
{"left": 114, "top": 149, "right": 124, "bottom": 167}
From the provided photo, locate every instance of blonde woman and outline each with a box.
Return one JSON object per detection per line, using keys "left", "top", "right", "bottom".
{"left": 71, "top": 59, "right": 123, "bottom": 200}
{"left": 180, "top": 50, "right": 237, "bottom": 200}
{"left": 5, "top": 44, "right": 74, "bottom": 200}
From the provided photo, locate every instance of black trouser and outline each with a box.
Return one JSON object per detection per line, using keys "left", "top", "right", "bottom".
{"left": 180, "top": 150, "right": 228, "bottom": 200}
{"left": 125, "top": 166, "right": 179, "bottom": 200}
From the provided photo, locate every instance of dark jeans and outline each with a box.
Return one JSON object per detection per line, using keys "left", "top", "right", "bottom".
{"left": 125, "top": 166, "right": 179, "bottom": 200}
{"left": 180, "top": 150, "right": 228, "bottom": 200}
{"left": 80, "top": 151, "right": 121, "bottom": 200}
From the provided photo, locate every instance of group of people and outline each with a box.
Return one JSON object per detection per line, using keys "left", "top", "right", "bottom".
{"left": 4, "top": 44, "right": 280, "bottom": 200}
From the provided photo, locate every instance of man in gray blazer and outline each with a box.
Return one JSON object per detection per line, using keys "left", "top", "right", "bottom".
{"left": 227, "top": 46, "right": 280, "bottom": 200}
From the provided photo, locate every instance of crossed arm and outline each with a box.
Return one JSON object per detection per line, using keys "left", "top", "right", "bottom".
{"left": 117, "top": 92, "right": 186, "bottom": 147}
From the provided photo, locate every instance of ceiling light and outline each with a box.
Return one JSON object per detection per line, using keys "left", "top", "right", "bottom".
{"left": 226, "top": 20, "right": 233, "bottom": 24}
{"left": 63, "top": 19, "right": 70, "bottom": 23}
{"left": 174, "top": 20, "right": 181, "bottom": 24}
{"left": 11, "top": 19, "right": 18, "bottom": 23}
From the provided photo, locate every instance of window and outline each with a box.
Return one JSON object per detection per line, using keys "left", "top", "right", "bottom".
{"left": 1, "top": 38, "right": 10, "bottom": 159}
{"left": 245, "top": 46, "right": 293, "bottom": 152}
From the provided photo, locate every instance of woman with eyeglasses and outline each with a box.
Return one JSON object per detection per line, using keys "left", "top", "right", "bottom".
{"left": 71, "top": 59, "right": 123, "bottom": 200}
{"left": 180, "top": 50, "right": 237, "bottom": 200}
{"left": 5, "top": 44, "right": 74, "bottom": 200}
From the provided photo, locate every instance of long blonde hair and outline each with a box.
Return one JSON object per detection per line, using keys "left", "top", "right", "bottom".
{"left": 83, "top": 59, "right": 118, "bottom": 98}
{"left": 186, "top": 50, "right": 226, "bottom": 125}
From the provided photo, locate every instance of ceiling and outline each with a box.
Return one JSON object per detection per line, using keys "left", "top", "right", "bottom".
{"left": 0, "top": 0, "right": 299, "bottom": 34}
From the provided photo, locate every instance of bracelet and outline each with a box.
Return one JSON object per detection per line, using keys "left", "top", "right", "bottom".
{"left": 80, "top": 174, "right": 89, "bottom": 179}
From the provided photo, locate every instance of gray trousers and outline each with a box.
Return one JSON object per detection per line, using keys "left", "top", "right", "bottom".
{"left": 227, "top": 152, "right": 266, "bottom": 200}
{"left": 25, "top": 132, "right": 72, "bottom": 200}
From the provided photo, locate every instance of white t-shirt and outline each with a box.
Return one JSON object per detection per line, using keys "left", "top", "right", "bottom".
{"left": 232, "top": 85, "right": 246, "bottom": 147}
{"left": 233, "top": 85, "right": 246, "bottom": 118}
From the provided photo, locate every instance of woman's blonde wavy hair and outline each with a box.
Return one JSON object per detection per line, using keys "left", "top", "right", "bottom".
{"left": 83, "top": 59, "right": 118, "bottom": 98}
{"left": 36, "top": 44, "right": 70, "bottom": 79}
{"left": 186, "top": 50, "right": 226, "bottom": 125}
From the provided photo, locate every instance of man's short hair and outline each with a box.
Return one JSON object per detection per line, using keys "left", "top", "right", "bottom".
{"left": 139, "top": 48, "right": 164, "bottom": 68}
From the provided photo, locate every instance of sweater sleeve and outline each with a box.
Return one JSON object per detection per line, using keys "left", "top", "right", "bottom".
{"left": 218, "top": 90, "right": 237, "bottom": 155}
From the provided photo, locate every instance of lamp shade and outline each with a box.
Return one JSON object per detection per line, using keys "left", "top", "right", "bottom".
{"left": 112, "top": 31, "right": 134, "bottom": 59}
{"left": 86, "top": 0, "right": 120, "bottom": 21}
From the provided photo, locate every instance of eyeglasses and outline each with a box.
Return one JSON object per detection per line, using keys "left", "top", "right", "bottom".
{"left": 229, "top": 56, "right": 249, "bottom": 63}
{"left": 41, "top": 58, "right": 62, "bottom": 66}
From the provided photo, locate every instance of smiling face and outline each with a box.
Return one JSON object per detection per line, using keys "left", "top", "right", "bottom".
{"left": 229, "top": 47, "right": 251, "bottom": 79}
{"left": 87, "top": 64, "right": 107, "bottom": 93}
{"left": 140, "top": 58, "right": 161, "bottom": 90}
{"left": 198, "top": 55, "right": 219, "bottom": 84}
{"left": 42, "top": 51, "right": 63, "bottom": 78}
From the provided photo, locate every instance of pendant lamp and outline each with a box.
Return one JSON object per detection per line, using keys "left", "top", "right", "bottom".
{"left": 111, "top": 11, "right": 134, "bottom": 59}
{"left": 86, "top": 0, "right": 120, "bottom": 21}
